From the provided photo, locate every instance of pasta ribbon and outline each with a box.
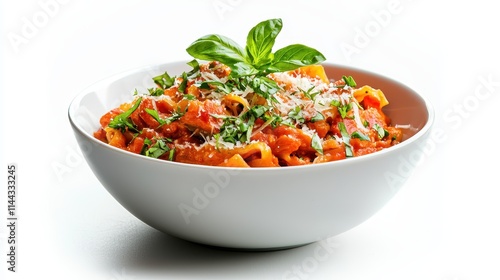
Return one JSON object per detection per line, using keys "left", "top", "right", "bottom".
{"left": 353, "top": 85, "right": 389, "bottom": 108}
{"left": 222, "top": 93, "right": 250, "bottom": 116}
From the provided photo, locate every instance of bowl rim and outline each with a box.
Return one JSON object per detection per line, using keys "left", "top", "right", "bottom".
{"left": 68, "top": 61, "right": 435, "bottom": 172}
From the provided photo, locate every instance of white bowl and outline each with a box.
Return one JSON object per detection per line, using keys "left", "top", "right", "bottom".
{"left": 68, "top": 62, "right": 434, "bottom": 250}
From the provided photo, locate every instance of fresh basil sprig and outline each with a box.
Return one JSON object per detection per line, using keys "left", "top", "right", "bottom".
{"left": 186, "top": 18, "right": 326, "bottom": 77}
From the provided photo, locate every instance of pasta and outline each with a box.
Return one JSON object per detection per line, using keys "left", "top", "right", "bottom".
{"left": 94, "top": 61, "right": 403, "bottom": 167}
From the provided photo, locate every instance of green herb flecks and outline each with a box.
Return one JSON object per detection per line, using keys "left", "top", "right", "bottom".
{"left": 215, "top": 116, "right": 251, "bottom": 145}
{"left": 142, "top": 138, "right": 174, "bottom": 159}
{"left": 300, "top": 86, "right": 320, "bottom": 101}
{"left": 147, "top": 88, "right": 164, "bottom": 96}
{"left": 287, "top": 106, "right": 305, "bottom": 125}
{"left": 331, "top": 100, "right": 352, "bottom": 119}
{"left": 212, "top": 105, "right": 271, "bottom": 146}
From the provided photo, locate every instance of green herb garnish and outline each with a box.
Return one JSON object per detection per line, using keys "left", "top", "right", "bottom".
{"left": 108, "top": 97, "right": 142, "bottom": 132}
{"left": 153, "top": 72, "right": 175, "bottom": 90}
{"left": 145, "top": 107, "right": 185, "bottom": 128}
{"left": 311, "top": 133, "right": 323, "bottom": 155}
{"left": 215, "top": 116, "right": 251, "bottom": 144}
{"left": 186, "top": 18, "right": 326, "bottom": 78}
{"left": 142, "top": 138, "right": 173, "bottom": 159}
{"left": 147, "top": 87, "right": 164, "bottom": 96}
{"left": 300, "top": 86, "right": 320, "bottom": 101}
{"left": 351, "top": 131, "right": 370, "bottom": 141}
{"left": 287, "top": 106, "right": 305, "bottom": 125}
{"left": 331, "top": 100, "right": 352, "bottom": 119}
{"left": 310, "top": 112, "right": 325, "bottom": 123}
{"left": 373, "top": 123, "right": 389, "bottom": 139}
{"left": 338, "top": 122, "right": 353, "bottom": 157}
{"left": 342, "top": 75, "right": 357, "bottom": 87}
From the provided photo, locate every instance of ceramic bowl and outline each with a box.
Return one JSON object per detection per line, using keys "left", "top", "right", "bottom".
{"left": 68, "top": 62, "right": 433, "bottom": 250}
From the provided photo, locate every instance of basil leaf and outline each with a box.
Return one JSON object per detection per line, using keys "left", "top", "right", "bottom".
{"left": 249, "top": 76, "right": 280, "bottom": 101}
{"left": 342, "top": 75, "right": 357, "bottom": 87}
{"left": 186, "top": 34, "right": 248, "bottom": 66}
{"left": 217, "top": 116, "right": 250, "bottom": 144}
{"left": 338, "top": 122, "right": 353, "bottom": 157}
{"left": 178, "top": 72, "right": 188, "bottom": 93}
{"left": 310, "top": 112, "right": 325, "bottom": 122}
{"left": 311, "top": 133, "right": 323, "bottom": 155}
{"left": 145, "top": 107, "right": 184, "bottom": 127}
{"left": 183, "top": 94, "right": 196, "bottom": 100}
{"left": 288, "top": 106, "right": 305, "bottom": 124}
{"left": 144, "top": 139, "right": 170, "bottom": 159}
{"left": 147, "top": 88, "right": 164, "bottom": 96}
{"left": 168, "top": 149, "right": 175, "bottom": 161}
{"left": 153, "top": 72, "right": 175, "bottom": 89}
{"left": 140, "top": 138, "right": 152, "bottom": 155}
{"left": 269, "top": 44, "right": 326, "bottom": 72}
{"left": 247, "top": 105, "right": 268, "bottom": 119}
{"left": 145, "top": 108, "right": 166, "bottom": 127}
{"left": 331, "top": 100, "right": 351, "bottom": 119}
{"left": 230, "top": 62, "right": 259, "bottom": 77}
{"left": 199, "top": 80, "right": 233, "bottom": 94}
{"left": 300, "top": 86, "right": 320, "bottom": 100}
{"left": 351, "top": 131, "right": 370, "bottom": 141}
{"left": 373, "top": 123, "right": 389, "bottom": 139}
{"left": 246, "top": 18, "right": 282, "bottom": 67}
{"left": 108, "top": 97, "right": 142, "bottom": 132}
{"left": 186, "top": 59, "right": 200, "bottom": 77}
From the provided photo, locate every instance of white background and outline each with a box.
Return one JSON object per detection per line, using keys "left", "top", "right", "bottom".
{"left": 1, "top": 0, "right": 499, "bottom": 279}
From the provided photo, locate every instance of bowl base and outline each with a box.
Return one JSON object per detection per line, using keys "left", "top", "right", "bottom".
{"left": 184, "top": 238, "right": 314, "bottom": 252}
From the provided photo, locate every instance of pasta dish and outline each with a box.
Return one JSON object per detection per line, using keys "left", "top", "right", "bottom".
{"left": 93, "top": 19, "right": 402, "bottom": 167}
